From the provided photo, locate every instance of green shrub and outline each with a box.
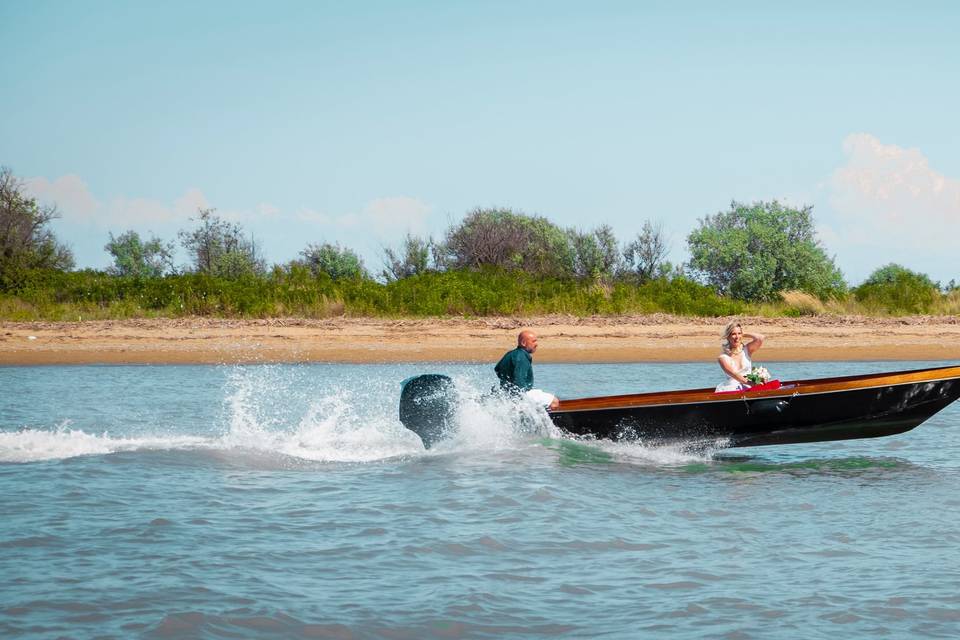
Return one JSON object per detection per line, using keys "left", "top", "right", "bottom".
{"left": 0, "top": 265, "right": 946, "bottom": 320}
{"left": 854, "top": 264, "right": 939, "bottom": 314}
{"left": 687, "top": 200, "right": 846, "bottom": 301}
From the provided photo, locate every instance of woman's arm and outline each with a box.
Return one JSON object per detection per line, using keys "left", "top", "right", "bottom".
{"left": 718, "top": 355, "right": 750, "bottom": 386}
{"left": 744, "top": 332, "right": 765, "bottom": 356}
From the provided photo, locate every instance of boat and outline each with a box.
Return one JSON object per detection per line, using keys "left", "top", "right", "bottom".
{"left": 399, "top": 365, "right": 960, "bottom": 449}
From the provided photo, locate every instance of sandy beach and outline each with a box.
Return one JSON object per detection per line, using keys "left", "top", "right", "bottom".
{"left": 2, "top": 315, "right": 960, "bottom": 365}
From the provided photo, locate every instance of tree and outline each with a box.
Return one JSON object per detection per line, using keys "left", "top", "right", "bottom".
{"left": 0, "top": 166, "right": 74, "bottom": 287}
{"left": 854, "top": 263, "right": 938, "bottom": 313}
{"left": 687, "top": 201, "right": 845, "bottom": 301}
{"left": 859, "top": 263, "right": 936, "bottom": 289}
{"left": 178, "top": 208, "right": 265, "bottom": 279}
{"left": 623, "top": 221, "right": 669, "bottom": 281}
{"left": 568, "top": 224, "right": 621, "bottom": 282}
{"left": 300, "top": 242, "right": 367, "bottom": 280}
{"left": 105, "top": 230, "right": 174, "bottom": 278}
{"left": 440, "top": 207, "right": 574, "bottom": 278}
{"left": 381, "top": 234, "right": 433, "bottom": 281}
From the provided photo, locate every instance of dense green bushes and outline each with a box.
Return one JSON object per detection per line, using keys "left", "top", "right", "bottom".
{"left": 853, "top": 264, "right": 940, "bottom": 314}
{"left": 5, "top": 264, "right": 958, "bottom": 321}
{"left": 0, "top": 267, "right": 744, "bottom": 320}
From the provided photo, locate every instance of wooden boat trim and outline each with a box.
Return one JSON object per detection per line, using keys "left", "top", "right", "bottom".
{"left": 554, "top": 365, "right": 960, "bottom": 413}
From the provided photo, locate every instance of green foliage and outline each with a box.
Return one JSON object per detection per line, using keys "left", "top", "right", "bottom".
{"left": 3, "top": 195, "right": 954, "bottom": 320}
{"left": 860, "top": 263, "right": 936, "bottom": 289}
{"left": 0, "top": 167, "right": 74, "bottom": 289}
{"left": 299, "top": 242, "right": 367, "bottom": 280}
{"left": 350, "top": 269, "right": 740, "bottom": 317}
{"left": 381, "top": 234, "right": 432, "bottom": 281}
{"left": 0, "top": 267, "right": 743, "bottom": 319}
{"left": 623, "top": 221, "right": 669, "bottom": 282}
{"left": 178, "top": 208, "right": 265, "bottom": 279}
{"left": 5, "top": 264, "right": 956, "bottom": 320}
{"left": 105, "top": 230, "right": 174, "bottom": 278}
{"left": 440, "top": 207, "right": 575, "bottom": 278}
{"left": 3, "top": 268, "right": 345, "bottom": 319}
{"left": 687, "top": 201, "right": 846, "bottom": 302}
{"left": 568, "top": 224, "right": 621, "bottom": 283}
{"left": 854, "top": 264, "right": 939, "bottom": 314}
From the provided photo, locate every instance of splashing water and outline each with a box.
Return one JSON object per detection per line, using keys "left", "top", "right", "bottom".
{"left": 0, "top": 363, "right": 720, "bottom": 466}
{"left": 4, "top": 361, "right": 959, "bottom": 640}
{"left": 0, "top": 420, "right": 210, "bottom": 463}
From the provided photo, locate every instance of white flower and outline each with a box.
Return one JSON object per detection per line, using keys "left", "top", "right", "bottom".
{"left": 746, "top": 366, "right": 772, "bottom": 385}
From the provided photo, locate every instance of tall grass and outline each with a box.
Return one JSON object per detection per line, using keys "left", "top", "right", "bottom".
{"left": 2, "top": 268, "right": 956, "bottom": 321}
{"left": 1, "top": 268, "right": 743, "bottom": 320}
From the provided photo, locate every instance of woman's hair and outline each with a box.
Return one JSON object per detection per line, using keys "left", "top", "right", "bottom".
{"left": 721, "top": 321, "right": 742, "bottom": 355}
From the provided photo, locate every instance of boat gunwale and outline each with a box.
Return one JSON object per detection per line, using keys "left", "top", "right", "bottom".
{"left": 552, "top": 364, "right": 960, "bottom": 413}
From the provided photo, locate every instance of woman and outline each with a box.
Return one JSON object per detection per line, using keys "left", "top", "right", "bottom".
{"left": 715, "top": 321, "right": 765, "bottom": 392}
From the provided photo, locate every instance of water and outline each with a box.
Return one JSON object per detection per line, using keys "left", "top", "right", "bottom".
{"left": 2, "top": 361, "right": 960, "bottom": 639}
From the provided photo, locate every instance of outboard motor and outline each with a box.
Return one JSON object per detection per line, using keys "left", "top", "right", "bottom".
{"left": 399, "top": 374, "right": 457, "bottom": 448}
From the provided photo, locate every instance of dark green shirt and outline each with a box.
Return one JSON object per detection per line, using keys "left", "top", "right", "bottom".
{"left": 494, "top": 347, "right": 534, "bottom": 392}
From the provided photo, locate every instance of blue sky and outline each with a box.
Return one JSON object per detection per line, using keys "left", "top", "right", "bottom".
{"left": 3, "top": 1, "right": 958, "bottom": 284}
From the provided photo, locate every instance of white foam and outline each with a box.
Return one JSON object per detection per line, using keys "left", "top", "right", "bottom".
{"left": 591, "top": 438, "right": 725, "bottom": 465}
{"left": 273, "top": 394, "right": 423, "bottom": 462}
{"left": 1, "top": 366, "right": 723, "bottom": 466}
{"left": 437, "top": 376, "right": 562, "bottom": 452}
{"left": 219, "top": 367, "right": 424, "bottom": 463}
{"left": 0, "top": 423, "right": 211, "bottom": 463}
{"left": 214, "top": 368, "right": 564, "bottom": 462}
{"left": 1, "top": 370, "right": 428, "bottom": 464}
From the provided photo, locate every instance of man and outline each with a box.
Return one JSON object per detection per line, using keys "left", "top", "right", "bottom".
{"left": 494, "top": 330, "right": 560, "bottom": 410}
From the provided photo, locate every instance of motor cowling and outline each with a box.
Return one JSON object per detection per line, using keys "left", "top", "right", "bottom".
{"left": 399, "top": 374, "right": 457, "bottom": 449}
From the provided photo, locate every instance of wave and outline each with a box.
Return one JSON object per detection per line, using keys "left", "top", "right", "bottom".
{"left": 0, "top": 422, "right": 212, "bottom": 463}
{"left": 0, "top": 366, "right": 717, "bottom": 466}
{"left": 555, "top": 437, "right": 726, "bottom": 466}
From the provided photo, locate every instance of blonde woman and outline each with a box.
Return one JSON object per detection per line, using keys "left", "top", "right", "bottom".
{"left": 715, "top": 321, "right": 765, "bottom": 392}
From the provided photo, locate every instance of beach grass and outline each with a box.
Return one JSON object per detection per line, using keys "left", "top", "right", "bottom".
{"left": 1, "top": 268, "right": 957, "bottom": 321}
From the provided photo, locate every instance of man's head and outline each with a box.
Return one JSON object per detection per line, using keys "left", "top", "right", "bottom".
{"left": 518, "top": 330, "right": 539, "bottom": 353}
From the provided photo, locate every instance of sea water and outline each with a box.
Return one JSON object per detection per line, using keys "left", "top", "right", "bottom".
{"left": 2, "top": 361, "right": 960, "bottom": 639}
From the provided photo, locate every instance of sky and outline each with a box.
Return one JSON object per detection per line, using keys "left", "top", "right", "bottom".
{"left": 2, "top": 0, "right": 958, "bottom": 285}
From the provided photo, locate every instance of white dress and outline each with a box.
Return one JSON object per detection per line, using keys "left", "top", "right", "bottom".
{"left": 715, "top": 350, "right": 752, "bottom": 392}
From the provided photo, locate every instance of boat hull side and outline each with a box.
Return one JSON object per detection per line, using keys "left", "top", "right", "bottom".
{"left": 548, "top": 378, "right": 960, "bottom": 447}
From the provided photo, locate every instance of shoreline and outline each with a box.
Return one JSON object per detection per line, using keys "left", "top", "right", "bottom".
{"left": 3, "top": 315, "right": 960, "bottom": 365}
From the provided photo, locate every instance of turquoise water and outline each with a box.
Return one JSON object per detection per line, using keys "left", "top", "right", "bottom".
{"left": 3, "top": 361, "right": 960, "bottom": 639}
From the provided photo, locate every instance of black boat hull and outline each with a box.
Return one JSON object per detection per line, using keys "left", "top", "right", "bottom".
{"left": 549, "top": 377, "right": 960, "bottom": 447}
{"left": 398, "top": 366, "right": 960, "bottom": 449}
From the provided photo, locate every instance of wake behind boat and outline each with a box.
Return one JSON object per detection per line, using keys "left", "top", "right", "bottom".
{"left": 399, "top": 365, "right": 960, "bottom": 449}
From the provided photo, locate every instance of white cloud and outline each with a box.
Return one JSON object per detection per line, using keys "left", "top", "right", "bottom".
{"left": 174, "top": 188, "right": 211, "bottom": 217}
{"left": 22, "top": 171, "right": 436, "bottom": 268}
{"left": 24, "top": 174, "right": 100, "bottom": 221}
{"left": 25, "top": 173, "right": 211, "bottom": 227}
{"left": 827, "top": 133, "right": 960, "bottom": 249}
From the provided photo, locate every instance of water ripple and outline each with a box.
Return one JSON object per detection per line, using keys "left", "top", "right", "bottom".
{"left": 3, "top": 361, "right": 960, "bottom": 638}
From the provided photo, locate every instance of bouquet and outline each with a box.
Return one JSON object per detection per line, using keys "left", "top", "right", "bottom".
{"left": 745, "top": 366, "right": 771, "bottom": 385}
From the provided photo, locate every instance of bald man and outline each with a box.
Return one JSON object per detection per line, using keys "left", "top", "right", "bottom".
{"left": 494, "top": 330, "right": 560, "bottom": 410}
